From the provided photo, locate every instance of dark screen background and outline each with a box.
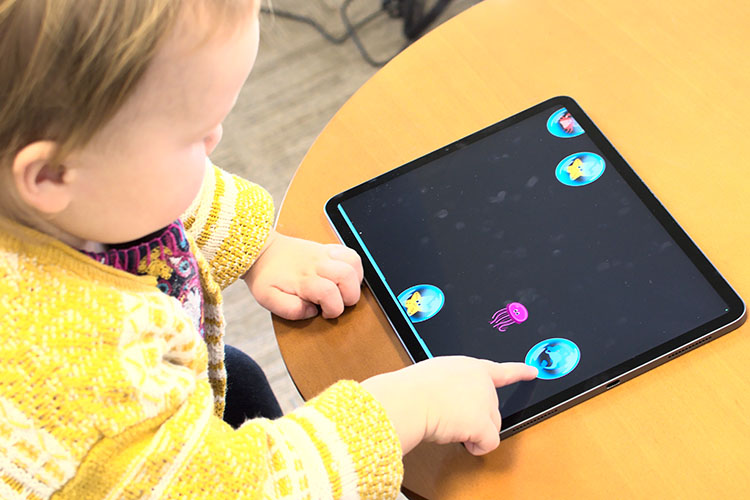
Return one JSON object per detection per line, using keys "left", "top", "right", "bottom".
{"left": 337, "top": 105, "right": 729, "bottom": 418}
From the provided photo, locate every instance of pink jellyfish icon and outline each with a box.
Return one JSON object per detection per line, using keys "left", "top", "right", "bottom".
{"left": 489, "top": 302, "right": 529, "bottom": 332}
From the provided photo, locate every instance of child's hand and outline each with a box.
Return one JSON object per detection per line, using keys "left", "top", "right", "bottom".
{"left": 244, "top": 230, "right": 364, "bottom": 320}
{"left": 361, "top": 357, "right": 538, "bottom": 456}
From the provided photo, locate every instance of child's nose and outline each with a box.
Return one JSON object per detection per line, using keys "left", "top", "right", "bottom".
{"left": 204, "top": 124, "right": 224, "bottom": 155}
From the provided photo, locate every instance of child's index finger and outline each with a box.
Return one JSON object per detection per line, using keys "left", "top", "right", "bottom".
{"left": 486, "top": 361, "right": 538, "bottom": 387}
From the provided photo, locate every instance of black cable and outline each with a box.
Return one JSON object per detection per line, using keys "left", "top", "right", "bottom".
{"left": 260, "top": 1, "right": 453, "bottom": 68}
{"left": 260, "top": 2, "right": 398, "bottom": 67}
{"left": 341, "top": 0, "right": 407, "bottom": 67}
{"left": 259, "top": 5, "right": 384, "bottom": 45}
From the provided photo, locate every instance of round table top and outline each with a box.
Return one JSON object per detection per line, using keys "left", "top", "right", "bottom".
{"left": 273, "top": 1, "right": 750, "bottom": 497}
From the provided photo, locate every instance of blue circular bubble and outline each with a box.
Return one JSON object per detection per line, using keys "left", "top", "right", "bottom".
{"left": 547, "top": 108, "right": 584, "bottom": 138}
{"left": 525, "top": 338, "right": 581, "bottom": 380}
{"left": 555, "top": 152, "right": 606, "bottom": 187}
{"left": 397, "top": 284, "right": 445, "bottom": 323}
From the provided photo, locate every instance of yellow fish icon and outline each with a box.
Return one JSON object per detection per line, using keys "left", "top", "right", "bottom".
{"left": 566, "top": 158, "right": 584, "bottom": 180}
{"left": 404, "top": 291, "right": 423, "bottom": 316}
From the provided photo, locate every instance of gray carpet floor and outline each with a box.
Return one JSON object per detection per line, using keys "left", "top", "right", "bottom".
{"left": 213, "top": 0, "right": 480, "bottom": 415}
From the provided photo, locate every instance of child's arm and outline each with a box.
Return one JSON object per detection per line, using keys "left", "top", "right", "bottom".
{"left": 242, "top": 230, "right": 364, "bottom": 320}
{"left": 53, "top": 358, "right": 532, "bottom": 498}
{"left": 56, "top": 381, "right": 403, "bottom": 498}
{"left": 181, "top": 161, "right": 362, "bottom": 321}
{"left": 181, "top": 161, "right": 275, "bottom": 289}
{"left": 2, "top": 279, "right": 531, "bottom": 498}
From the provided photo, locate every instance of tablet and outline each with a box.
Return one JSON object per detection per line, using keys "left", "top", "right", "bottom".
{"left": 325, "top": 96, "right": 746, "bottom": 437}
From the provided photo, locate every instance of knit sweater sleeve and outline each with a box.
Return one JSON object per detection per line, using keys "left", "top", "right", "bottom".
{"left": 181, "top": 160, "right": 275, "bottom": 289}
{"left": 58, "top": 381, "right": 403, "bottom": 499}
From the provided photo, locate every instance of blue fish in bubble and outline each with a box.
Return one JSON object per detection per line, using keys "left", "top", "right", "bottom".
{"left": 525, "top": 338, "right": 581, "bottom": 379}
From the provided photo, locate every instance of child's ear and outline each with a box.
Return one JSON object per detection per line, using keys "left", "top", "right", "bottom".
{"left": 12, "top": 141, "right": 76, "bottom": 215}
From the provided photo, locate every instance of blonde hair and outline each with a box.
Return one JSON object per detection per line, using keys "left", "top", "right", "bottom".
{"left": 0, "top": 0, "right": 255, "bottom": 172}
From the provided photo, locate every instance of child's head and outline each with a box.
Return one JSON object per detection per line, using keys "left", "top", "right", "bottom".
{"left": 0, "top": 0, "right": 259, "bottom": 246}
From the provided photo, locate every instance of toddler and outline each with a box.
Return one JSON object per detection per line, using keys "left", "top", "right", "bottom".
{"left": 0, "top": 0, "right": 536, "bottom": 498}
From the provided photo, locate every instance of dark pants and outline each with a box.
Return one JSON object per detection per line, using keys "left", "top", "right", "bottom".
{"left": 223, "top": 344, "right": 283, "bottom": 428}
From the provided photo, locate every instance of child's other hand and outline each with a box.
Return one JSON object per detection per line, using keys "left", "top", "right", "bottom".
{"left": 244, "top": 231, "right": 363, "bottom": 320}
{"left": 361, "top": 357, "right": 538, "bottom": 456}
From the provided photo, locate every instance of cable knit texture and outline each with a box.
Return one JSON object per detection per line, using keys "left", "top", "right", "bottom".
{"left": 0, "top": 163, "right": 403, "bottom": 499}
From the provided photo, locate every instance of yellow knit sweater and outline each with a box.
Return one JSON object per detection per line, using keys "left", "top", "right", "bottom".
{"left": 0, "top": 165, "right": 403, "bottom": 499}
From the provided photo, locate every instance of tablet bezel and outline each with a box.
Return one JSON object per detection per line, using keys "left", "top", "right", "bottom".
{"left": 324, "top": 95, "right": 746, "bottom": 436}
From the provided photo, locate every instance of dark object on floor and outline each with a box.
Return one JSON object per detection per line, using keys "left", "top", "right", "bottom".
{"left": 383, "top": 0, "right": 453, "bottom": 41}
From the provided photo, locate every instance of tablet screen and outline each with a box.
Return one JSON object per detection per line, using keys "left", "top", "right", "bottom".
{"left": 326, "top": 96, "right": 745, "bottom": 434}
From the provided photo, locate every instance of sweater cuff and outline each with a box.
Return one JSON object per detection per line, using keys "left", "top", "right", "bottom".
{"left": 287, "top": 380, "right": 404, "bottom": 499}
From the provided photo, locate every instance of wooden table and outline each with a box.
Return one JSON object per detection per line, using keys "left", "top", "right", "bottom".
{"left": 273, "top": 1, "right": 750, "bottom": 497}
